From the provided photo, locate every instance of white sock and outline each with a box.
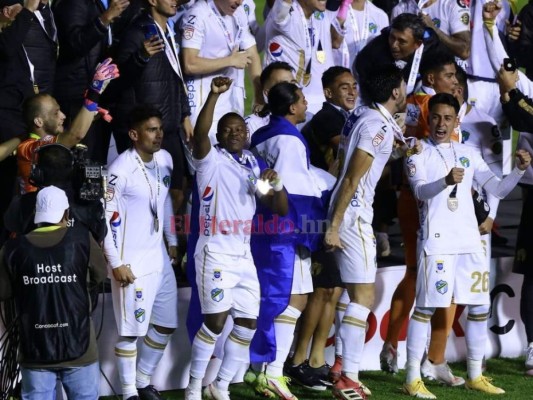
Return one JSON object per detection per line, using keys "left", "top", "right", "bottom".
{"left": 216, "top": 325, "right": 256, "bottom": 391}
{"left": 340, "top": 302, "right": 370, "bottom": 381}
{"left": 335, "top": 291, "right": 349, "bottom": 356}
{"left": 265, "top": 305, "right": 301, "bottom": 377}
{"left": 466, "top": 304, "right": 490, "bottom": 379}
{"left": 190, "top": 324, "right": 220, "bottom": 380}
{"left": 136, "top": 326, "right": 172, "bottom": 388}
{"left": 406, "top": 307, "right": 434, "bottom": 383}
{"left": 115, "top": 336, "right": 138, "bottom": 399}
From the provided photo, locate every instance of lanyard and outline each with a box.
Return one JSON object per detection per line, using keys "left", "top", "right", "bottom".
{"left": 134, "top": 152, "right": 161, "bottom": 227}
{"left": 153, "top": 20, "right": 184, "bottom": 80}
{"left": 22, "top": 46, "right": 37, "bottom": 93}
{"left": 34, "top": 10, "right": 57, "bottom": 42}
{"left": 374, "top": 103, "right": 406, "bottom": 144}
{"left": 209, "top": 0, "right": 243, "bottom": 51}
{"left": 217, "top": 147, "right": 261, "bottom": 180}
{"left": 429, "top": 139, "right": 457, "bottom": 173}
{"left": 406, "top": 44, "right": 424, "bottom": 95}
{"left": 294, "top": 1, "right": 313, "bottom": 63}
{"left": 349, "top": 3, "right": 369, "bottom": 44}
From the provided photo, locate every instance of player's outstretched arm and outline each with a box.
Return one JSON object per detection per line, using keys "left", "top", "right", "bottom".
{"left": 193, "top": 77, "right": 233, "bottom": 160}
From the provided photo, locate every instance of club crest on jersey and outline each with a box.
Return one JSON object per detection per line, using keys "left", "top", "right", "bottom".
{"left": 461, "top": 130, "right": 470, "bottom": 142}
{"left": 269, "top": 42, "right": 283, "bottom": 57}
{"left": 313, "top": 11, "right": 324, "bottom": 20}
{"left": 372, "top": 132, "right": 384, "bottom": 146}
{"left": 432, "top": 18, "right": 441, "bottom": 28}
{"left": 163, "top": 175, "right": 171, "bottom": 188}
{"left": 368, "top": 22, "right": 378, "bottom": 33}
{"left": 436, "top": 260, "right": 445, "bottom": 273}
{"left": 135, "top": 308, "right": 146, "bottom": 323}
{"left": 105, "top": 187, "right": 115, "bottom": 201}
{"left": 461, "top": 13, "right": 470, "bottom": 25}
{"left": 435, "top": 280, "right": 448, "bottom": 294}
{"left": 183, "top": 25, "right": 194, "bottom": 40}
{"left": 459, "top": 156, "right": 470, "bottom": 168}
{"left": 211, "top": 288, "right": 224, "bottom": 302}
{"left": 135, "top": 288, "right": 144, "bottom": 302}
{"left": 243, "top": 3, "right": 250, "bottom": 15}
{"left": 213, "top": 269, "right": 222, "bottom": 282}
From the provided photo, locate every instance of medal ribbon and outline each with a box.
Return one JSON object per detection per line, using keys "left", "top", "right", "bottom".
{"left": 209, "top": 0, "right": 244, "bottom": 51}
{"left": 348, "top": 2, "right": 369, "bottom": 44}
{"left": 134, "top": 152, "right": 161, "bottom": 230}
{"left": 374, "top": 103, "right": 407, "bottom": 144}
{"left": 154, "top": 20, "right": 185, "bottom": 80}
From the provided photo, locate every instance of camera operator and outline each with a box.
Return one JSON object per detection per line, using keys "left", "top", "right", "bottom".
{"left": 0, "top": 186, "right": 107, "bottom": 399}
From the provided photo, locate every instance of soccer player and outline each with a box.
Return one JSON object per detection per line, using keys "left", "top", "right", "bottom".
{"left": 324, "top": 65, "right": 410, "bottom": 399}
{"left": 286, "top": 66, "right": 357, "bottom": 390}
{"left": 250, "top": 81, "right": 335, "bottom": 400}
{"left": 103, "top": 105, "right": 178, "bottom": 400}
{"left": 403, "top": 93, "right": 531, "bottom": 399}
{"left": 263, "top": 0, "right": 343, "bottom": 114}
{"left": 180, "top": 0, "right": 263, "bottom": 140}
{"left": 184, "top": 76, "right": 288, "bottom": 400}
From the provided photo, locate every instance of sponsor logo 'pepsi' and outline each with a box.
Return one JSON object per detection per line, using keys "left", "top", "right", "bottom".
{"left": 110, "top": 212, "right": 121, "bottom": 248}
{"left": 269, "top": 42, "right": 283, "bottom": 58}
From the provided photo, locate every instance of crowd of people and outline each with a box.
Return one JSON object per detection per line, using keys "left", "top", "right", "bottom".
{"left": 1, "top": 0, "right": 533, "bottom": 399}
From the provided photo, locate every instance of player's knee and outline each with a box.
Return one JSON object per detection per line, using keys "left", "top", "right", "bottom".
{"left": 204, "top": 313, "right": 228, "bottom": 334}
{"left": 234, "top": 317, "right": 257, "bottom": 330}
{"left": 153, "top": 325, "right": 175, "bottom": 335}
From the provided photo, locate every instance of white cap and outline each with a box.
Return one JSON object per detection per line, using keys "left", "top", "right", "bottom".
{"left": 34, "top": 186, "right": 70, "bottom": 225}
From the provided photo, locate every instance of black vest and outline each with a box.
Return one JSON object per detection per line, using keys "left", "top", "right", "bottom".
{"left": 4, "top": 227, "right": 91, "bottom": 363}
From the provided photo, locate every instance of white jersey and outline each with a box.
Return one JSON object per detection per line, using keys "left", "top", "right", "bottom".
{"left": 329, "top": 106, "right": 394, "bottom": 224}
{"left": 180, "top": 0, "right": 256, "bottom": 138}
{"left": 245, "top": 113, "right": 270, "bottom": 144}
{"left": 423, "top": 0, "right": 470, "bottom": 36}
{"left": 193, "top": 146, "right": 262, "bottom": 256}
{"left": 333, "top": 1, "right": 389, "bottom": 68}
{"left": 264, "top": 0, "right": 335, "bottom": 114}
{"left": 461, "top": 106, "right": 503, "bottom": 219}
{"left": 103, "top": 149, "right": 176, "bottom": 278}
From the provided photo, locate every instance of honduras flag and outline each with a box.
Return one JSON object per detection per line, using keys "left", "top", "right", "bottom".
{"left": 249, "top": 115, "right": 334, "bottom": 362}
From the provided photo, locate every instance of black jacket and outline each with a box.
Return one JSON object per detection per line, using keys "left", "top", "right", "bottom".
{"left": 110, "top": 12, "right": 190, "bottom": 146}
{"left": 502, "top": 88, "right": 533, "bottom": 133}
{"left": 509, "top": 1, "right": 533, "bottom": 79}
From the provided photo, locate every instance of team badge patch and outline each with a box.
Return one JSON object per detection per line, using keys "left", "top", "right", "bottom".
{"left": 213, "top": 269, "right": 222, "bottom": 282}
{"left": 432, "top": 18, "right": 441, "bottom": 28}
{"left": 269, "top": 42, "right": 283, "bottom": 58}
{"left": 435, "top": 280, "right": 448, "bottom": 294}
{"left": 461, "top": 13, "right": 470, "bottom": 25}
{"left": 243, "top": 3, "right": 250, "bottom": 15}
{"left": 135, "top": 308, "right": 146, "bottom": 323}
{"left": 313, "top": 11, "right": 324, "bottom": 20}
{"left": 368, "top": 22, "right": 377, "bottom": 33}
{"left": 163, "top": 175, "right": 171, "bottom": 188}
{"left": 211, "top": 288, "right": 224, "bottom": 302}
{"left": 459, "top": 156, "right": 470, "bottom": 167}
{"left": 461, "top": 130, "right": 470, "bottom": 142}
{"left": 135, "top": 288, "right": 144, "bottom": 302}
{"left": 372, "top": 132, "right": 384, "bottom": 146}
{"left": 436, "top": 260, "right": 445, "bottom": 273}
{"left": 105, "top": 187, "right": 114, "bottom": 201}
{"left": 183, "top": 25, "right": 194, "bottom": 40}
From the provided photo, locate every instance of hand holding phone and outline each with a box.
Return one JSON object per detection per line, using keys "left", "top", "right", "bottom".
{"left": 503, "top": 57, "right": 517, "bottom": 72}
{"left": 142, "top": 23, "right": 160, "bottom": 41}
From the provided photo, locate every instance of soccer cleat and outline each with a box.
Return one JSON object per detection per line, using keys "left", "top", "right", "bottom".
{"left": 284, "top": 361, "right": 327, "bottom": 391}
{"left": 253, "top": 373, "right": 277, "bottom": 399}
{"left": 330, "top": 355, "right": 343, "bottom": 383}
{"left": 402, "top": 378, "right": 436, "bottom": 399}
{"left": 264, "top": 375, "right": 298, "bottom": 400}
{"left": 421, "top": 359, "right": 465, "bottom": 386}
{"left": 379, "top": 342, "right": 399, "bottom": 374}
{"left": 355, "top": 380, "right": 372, "bottom": 396}
{"left": 465, "top": 375, "right": 505, "bottom": 394}
{"left": 184, "top": 385, "right": 202, "bottom": 400}
{"left": 243, "top": 368, "right": 258, "bottom": 386}
{"left": 310, "top": 362, "right": 333, "bottom": 386}
{"left": 137, "top": 385, "right": 164, "bottom": 400}
{"left": 202, "top": 383, "right": 230, "bottom": 400}
{"left": 526, "top": 346, "right": 533, "bottom": 370}
{"left": 332, "top": 374, "right": 367, "bottom": 400}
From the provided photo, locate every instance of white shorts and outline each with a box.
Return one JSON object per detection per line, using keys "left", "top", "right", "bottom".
{"left": 334, "top": 216, "right": 377, "bottom": 284}
{"left": 195, "top": 245, "right": 260, "bottom": 318}
{"left": 111, "top": 261, "right": 178, "bottom": 337}
{"left": 291, "top": 245, "right": 313, "bottom": 295}
{"left": 416, "top": 251, "right": 490, "bottom": 308}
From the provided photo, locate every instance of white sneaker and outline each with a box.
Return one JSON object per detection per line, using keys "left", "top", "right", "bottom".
{"left": 203, "top": 383, "right": 231, "bottom": 400}
{"left": 421, "top": 359, "right": 465, "bottom": 387}
{"left": 525, "top": 346, "right": 533, "bottom": 370}
{"left": 184, "top": 385, "right": 202, "bottom": 400}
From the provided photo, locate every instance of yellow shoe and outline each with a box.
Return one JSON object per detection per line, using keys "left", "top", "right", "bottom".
{"left": 254, "top": 372, "right": 277, "bottom": 399}
{"left": 265, "top": 375, "right": 298, "bottom": 400}
{"left": 402, "top": 378, "right": 437, "bottom": 399}
{"left": 465, "top": 375, "right": 505, "bottom": 394}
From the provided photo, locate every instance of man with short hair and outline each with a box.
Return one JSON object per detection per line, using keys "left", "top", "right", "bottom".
{"left": 103, "top": 105, "right": 178, "bottom": 400}
{"left": 0, "top": 185, "right": 107, "bottom": 400}
{"left": 324, "top": 65, "right": 409, "bottom": 399}
{"left": 184, "top": 76, "right": 288, "bottom": 400}
{"left": 403, "top": 93, "right": 531, "bottom": 398}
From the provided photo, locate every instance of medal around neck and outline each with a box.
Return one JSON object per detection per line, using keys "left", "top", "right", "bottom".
{"left": 447, "top": 197, "right": 458, "bottom": 212}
